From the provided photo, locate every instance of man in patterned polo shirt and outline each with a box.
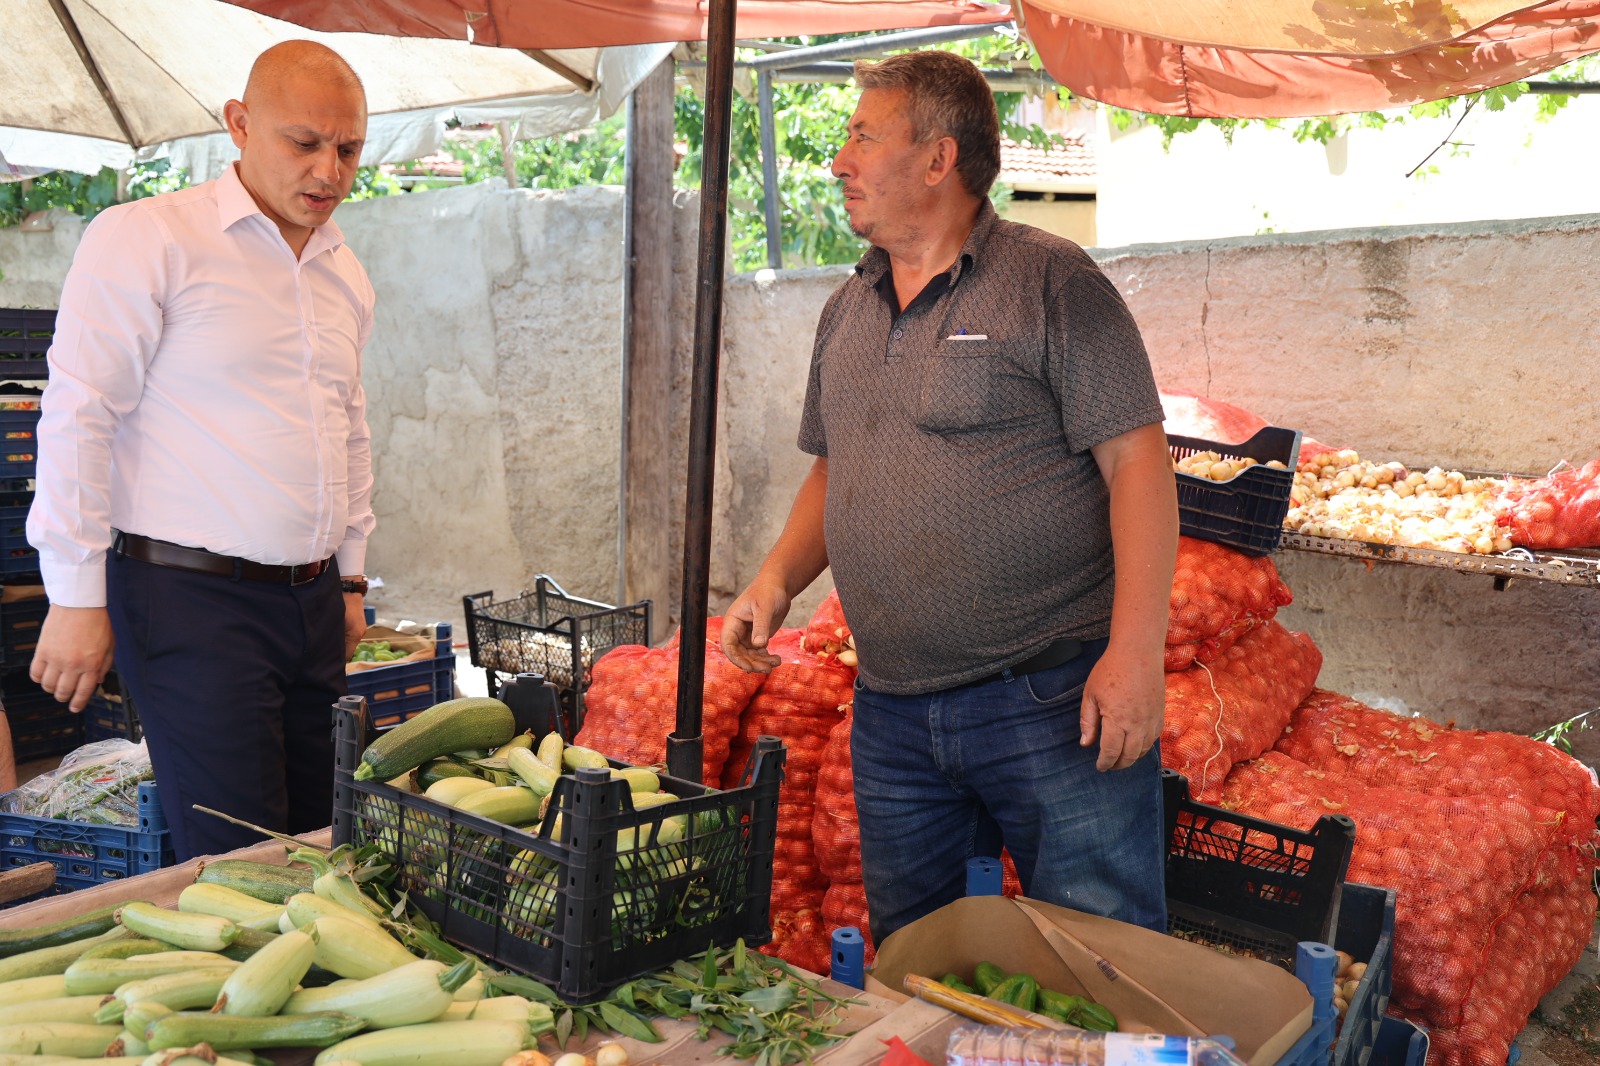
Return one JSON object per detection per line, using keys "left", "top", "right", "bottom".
{"left": 722, "top": 50, "right": 1178, "bottom": 945}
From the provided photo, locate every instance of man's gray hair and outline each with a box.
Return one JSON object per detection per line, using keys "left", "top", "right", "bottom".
{"left": 853, "top": 50, "right": 1000, "bottom": 197}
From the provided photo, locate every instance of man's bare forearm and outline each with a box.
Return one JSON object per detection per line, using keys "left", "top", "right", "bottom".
{"left": 758, "top": 456, "right": 831, "bottom": 598}
{"left": 1095, "top": 425, "right": 1178, "bottom": 657}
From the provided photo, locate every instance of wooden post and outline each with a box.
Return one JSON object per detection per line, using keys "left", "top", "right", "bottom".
{"left": 623, "top": 59, "right": 678, "bottom": 644}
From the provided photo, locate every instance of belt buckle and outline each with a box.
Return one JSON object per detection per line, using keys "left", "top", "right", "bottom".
{"left": 289, "top": 561, "right": 320, "bottom": 586}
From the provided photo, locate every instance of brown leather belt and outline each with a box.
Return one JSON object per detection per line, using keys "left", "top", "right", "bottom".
{"left": 960, "top": 637, "right": 1085, "bottom": 689}
{"left": 113, "top": 531, "right": 332, "bottom": 586}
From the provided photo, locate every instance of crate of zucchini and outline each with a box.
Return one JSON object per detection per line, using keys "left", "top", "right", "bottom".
{"left": 331, "top": 692, "right": 785, "bottom": 1004}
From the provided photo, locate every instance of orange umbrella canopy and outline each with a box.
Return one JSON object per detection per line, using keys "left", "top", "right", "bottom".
{"left": 219, "top": 0, "right": 1011, "bottom": 48}
{"left": 1020, "top": 0, "right": 1600, "bottom": 117}
{"left": 227, "top": 0, "right": 1600, "bottom": 118}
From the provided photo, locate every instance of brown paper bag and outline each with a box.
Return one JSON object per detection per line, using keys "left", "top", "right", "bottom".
{"left": 865, "top": 895, "right": 1312, "bottom": 1066}
{"left": 345, "top": 624, "right": 437, "bottom": 674}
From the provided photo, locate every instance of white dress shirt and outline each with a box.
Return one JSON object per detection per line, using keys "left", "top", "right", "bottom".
{"left": 28, "top": 164, "right": 376, "bottom": 608}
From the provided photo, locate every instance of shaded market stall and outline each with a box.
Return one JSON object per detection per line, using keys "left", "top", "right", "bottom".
{"left": 217, "top": 0, "right": 1600, "bottom": 787}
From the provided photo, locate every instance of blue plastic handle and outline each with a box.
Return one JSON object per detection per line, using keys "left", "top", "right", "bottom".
{"left": 967, "top": 856, "right": 1003, "bottom": 897}
{"left": 831, "top": 926, "right": 865, "bottom": 989}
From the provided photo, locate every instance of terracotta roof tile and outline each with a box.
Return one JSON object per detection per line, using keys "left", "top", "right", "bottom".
{"left": 998, "top": 132, "right": 1096, "bottom": 186}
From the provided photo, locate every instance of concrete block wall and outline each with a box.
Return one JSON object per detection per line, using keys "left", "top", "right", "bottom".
{"left": 3, "top": 192, "right": 1595, "bottom": 761}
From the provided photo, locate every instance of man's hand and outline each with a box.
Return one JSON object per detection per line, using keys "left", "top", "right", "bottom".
{"left": 1079, "top": 642, "right": 1165, "bottom": 771}
{"left": 721, "top": 576, "right": 791, "bottom": 674}
{"left": 31, "top": 605, "right": 116, "bottom": 713}
{"left": 343, "top": 592, "right": 367, "bottom": 661}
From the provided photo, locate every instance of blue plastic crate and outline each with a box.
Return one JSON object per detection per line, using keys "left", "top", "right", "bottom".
{"left": 0, "top": 486, "right": 36, "bottom": 580}
{"left": 0, "top": 781, "right": 173, "bottom": 897}
{"left": 346, "top": 622, "right": 456, "bottom": 730}
{"left": 0, "top": 404, "right": 40, "bottom": 481}
{"left": 0, "top": 309, "right": 52, "bottom": 380}
{"left": 1, "top": 594, "right": 48, "bottom": 663}
{"left": 1370, "top": 1017, "right": 1429, "bottom": 1066}
{"left": 1332, "top": 884, "right": 1398, "bottom": 1066}
{"left": 2, "top": 674, "right": 83, "bottom": 761}
{"left": 83, "top": 687, "right": 140, "bottom": 744}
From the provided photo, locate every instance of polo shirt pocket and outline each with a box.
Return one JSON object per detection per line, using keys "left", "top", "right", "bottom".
{"left": 914, "top": 341, "right": 1044, "bottom": 435}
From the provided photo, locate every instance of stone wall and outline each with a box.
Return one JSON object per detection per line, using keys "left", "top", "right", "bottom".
{"left": 4, "top": 194, "right": 1595, "bottom": 760}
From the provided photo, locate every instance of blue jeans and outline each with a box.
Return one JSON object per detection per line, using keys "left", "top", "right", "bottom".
{"left": 850, "top": 638, "right": 1166, "bottom": 945}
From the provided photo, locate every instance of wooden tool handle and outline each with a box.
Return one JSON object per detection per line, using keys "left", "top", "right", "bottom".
{"left": 903, "top": 974, "right": 1066, "bottom": 1029}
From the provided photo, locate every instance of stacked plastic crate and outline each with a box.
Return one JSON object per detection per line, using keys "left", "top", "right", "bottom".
{"left": 0, "top": 308, "right": 88, "bottom": 760}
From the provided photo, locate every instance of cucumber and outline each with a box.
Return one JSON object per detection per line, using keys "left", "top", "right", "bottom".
{"left": 0, "top": 904, "right": 122, "bottom": 958}
{"left": 354, "top": 697, "right": 515, "bottom": 782}
{"left": 196, "top": 859, "right": 315, "bottom": 904}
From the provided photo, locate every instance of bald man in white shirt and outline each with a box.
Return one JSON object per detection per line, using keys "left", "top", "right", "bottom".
{"left": 27, "top": 41, "right": 376, "bottom": 860}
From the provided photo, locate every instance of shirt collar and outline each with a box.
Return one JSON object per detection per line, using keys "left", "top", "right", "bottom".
{"left": 853, "top": 197, "right": 1000, "bottom": 290}
{"left": 215, "top": 163, "right": 346, "bottom": 258}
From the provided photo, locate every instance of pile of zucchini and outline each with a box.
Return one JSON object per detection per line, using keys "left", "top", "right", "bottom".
{"left": 0, "top": 855, "right": 556, "bottom": 1065}
{"left": 349, "top": 697, "right": 735, "bottom": 946}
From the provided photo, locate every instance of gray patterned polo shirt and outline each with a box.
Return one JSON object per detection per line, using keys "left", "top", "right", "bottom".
{"left": 798, "top": 201, "right": 1163, "bottom": 695}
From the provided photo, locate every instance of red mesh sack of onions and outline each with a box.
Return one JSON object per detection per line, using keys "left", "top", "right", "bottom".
{"left": 821, "top": 880, "right": 877, "bottom": 971}
{"left": 1222, "top": 751, "right": 1577, "bottom": 1066}
{"left": 802, "top": 588, "right": 855, "bottom": 666}
{"left": 1160, "top": 389, "right": 1336, "bottom": 466}
{"left": 577, "top": 618, "right": 762, "bottom": 785}
{"left": 812, "top": 707, "right": 862, "bottom": 883}
{"left": 1165, "top": 537, "right": 1294, "bottom": 672}
{"left": 1160, "top": 620, "right": 1322, "bottom": 802}
{"left": 1275, "top": 689, "right": 1600, "bottom": 850}
{"left": 1497, "top": 456, "right": 1600, "bottom": 549}
{"left": 1396, "top": 871, "right": 1597, "bottom": 1066}
{"left": 724, "top": 628, "right": 850, "bottom": 914}
{"left": 762, "top": 899, "right": 830, "bottom": 975}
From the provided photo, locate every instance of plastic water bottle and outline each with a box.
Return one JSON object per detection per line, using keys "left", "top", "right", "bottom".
{"left": 945, "top": 1023, "right": 1250, "bottom": 1066}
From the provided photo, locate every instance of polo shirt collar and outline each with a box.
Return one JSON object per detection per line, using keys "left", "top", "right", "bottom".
{"left": 216, "top": 163, "right": 346, "bottom": 258}
{"left": 853, "top": 197, "right": 1001, "bottom": 290}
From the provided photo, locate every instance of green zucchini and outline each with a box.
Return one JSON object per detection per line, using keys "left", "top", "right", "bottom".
{"left": 195, "top": 859, "right": 315, "bottom": 904}
{"left": 454, "top": 785, "right": 541, "bottom": 826}
{"left": 117, "top": 902, "right": 238, "bottom": 951}
{"left": 0, "top": 994, "right": 103, "bottom": 1025}
{"left": 0, "top": 904, "right": 122, "bottom": 958}
{"left": 64, "top": 951, "right": 238, "bottom": 995}
{"left": 354, "top": 697, "right": 515, "bottom": 782}
{"left": 417, "top": 757, "right": 483, "bottom": 790}
{"left": 79, "top": 938, "right": 177, "bottom": 962}
{"left": 0, "top": 927, "right": 128, "bottom": 985}
{"left": 145, "top": 1008, "right": 366, "bottom": 1050}
{"left": 0, "top": 973, "right": 68, "bottom": 1006}
{"left": 0, "top": 1021, "right": 123, "bottom": 1055}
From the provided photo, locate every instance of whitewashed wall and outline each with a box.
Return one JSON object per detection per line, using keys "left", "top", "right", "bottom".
{"left": 3, "top": 192, "right": 1596, "bottom": 761}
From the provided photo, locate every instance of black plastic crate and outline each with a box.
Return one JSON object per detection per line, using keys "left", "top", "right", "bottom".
{"left": 0, "top": 310, "right": 53, "bottom": 379}
{"left": 1170, "top": 425, "right": 1302, "bottom": 556}
{"left": 463, "top": 576, "right": 651, "bottom": 735}
{"left": 1161, "top": 769, "right": 1356, "bottom": 970}
{"left": 330, "top": 694, "right": 782, "bottom": 1003}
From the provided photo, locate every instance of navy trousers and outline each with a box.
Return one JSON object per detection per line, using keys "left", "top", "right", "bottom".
{"left": 106, "top": 550, "right": 346, "bottom": 861}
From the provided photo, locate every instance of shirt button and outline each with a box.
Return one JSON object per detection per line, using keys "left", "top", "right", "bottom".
{"left": 892, "top": 328, "right": 903, "bottom": 339}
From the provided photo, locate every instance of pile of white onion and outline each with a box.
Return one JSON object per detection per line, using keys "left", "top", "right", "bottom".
{"left": 1285, "top": 449, "right": 1512, "bottom": 555}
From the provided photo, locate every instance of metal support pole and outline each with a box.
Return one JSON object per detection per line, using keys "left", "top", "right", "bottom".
{"left": 668, "top": 0, "right": 737, "bottom": 784}
{"left": 758, "top": 70, "right": 783, "bottom": 271}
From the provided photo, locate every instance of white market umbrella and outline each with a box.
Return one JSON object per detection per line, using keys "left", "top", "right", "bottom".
{"left": 0, "top": 0, "right": 672, "bottom": 176}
